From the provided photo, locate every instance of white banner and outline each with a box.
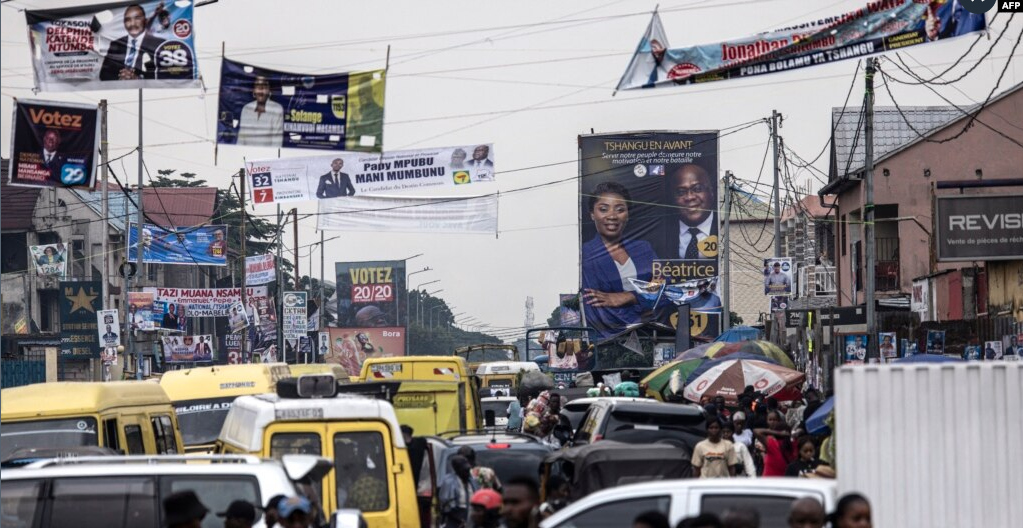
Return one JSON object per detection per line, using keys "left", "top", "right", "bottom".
{"left": 29, "top": 244, "right": 67, "bottom": 277}
{"left": 162, "top": 334, "right": 213, "bottom": 363}
{"left": 317, "top": 194, "right": 498, "bottom": 234}
{"left": 245, "top": 143, "right": 496, "bottom": 204}
{"left": 97, "top": 309, "right": 121, "bottom": 349}
{"left": 144, "top": 286, "right": 269, "bottom": 317}
{"left": 245, "top": 254, "right": 276, "bottom": 285}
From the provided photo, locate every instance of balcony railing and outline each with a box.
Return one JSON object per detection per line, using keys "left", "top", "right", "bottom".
{"left": 815, "top": 266, "right": 837, "bottom": 297}
{"left": 876, "top": 237, "right": 900, "bottom": 291}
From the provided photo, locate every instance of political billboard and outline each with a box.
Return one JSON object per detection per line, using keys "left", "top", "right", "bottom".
{"left": 127, "top": 291, "right": 156, "bottom": 331}
{"left": 317, "top": 194, "right": 499, "bottom": 234}
{"left": 764, "top": 257, "right": 795, "bottom": 296}
{"left": 144, "top": 286, "right": 270, "bottom": 318}
{"left": 127, "top": 224, "right": 228, "bottom": 266}
{"left": 8, "top": 100, "right": 99, "bottom": 189}
{"left": 217, "top": 58, "right": 385, "bottom": 152}
{"left": 25, "top": 0, "right": 200, "bottom": 91}
{"left": 60, "top": 280, "right": 101, "bottom": 357}
{"left": 97, "top": 309, "right": 121, "bottom": 349}
{"left": 617, "top": 1, "right": 985, "bottom": 91}
{"left": 245, "top": 143, "right": 495, "bottom": 204}
{"left": 162, "top": 334, "right": 213, "bottom": 363}
{"left": 29, "top": 243, "right": 68, "bottom": 277}
{"left": 245, "top": 254, "right": 276, "bottom": 285}
{"left": 578, "top": 131, "right": 720, "bottom": 341}
{"left": 326, "top": 327, "right": 405, "bottom": 376}
{"left": 335, "top": 260, "right": 407, "bottom": 359}
{"left": 935, "top": 194, "right": 1023, "bottom": 262}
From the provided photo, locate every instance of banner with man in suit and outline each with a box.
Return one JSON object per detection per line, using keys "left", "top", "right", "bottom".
{"left": 8, "top": 100, "right": 98, "bottom": 189}
{"left": 25, "top": 0, "right": 199, "bottom": 91}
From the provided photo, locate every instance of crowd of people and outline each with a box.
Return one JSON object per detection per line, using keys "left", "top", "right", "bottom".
{"left": 162, "top": 491, "right": 326, "bottom": 528}
{"left": 632, "top": 492, "right": 872, "bottom": 528}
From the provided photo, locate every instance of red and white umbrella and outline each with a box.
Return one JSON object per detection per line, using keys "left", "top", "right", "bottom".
{"left": 683, "top": 359, "right": 804, "bottom": 404}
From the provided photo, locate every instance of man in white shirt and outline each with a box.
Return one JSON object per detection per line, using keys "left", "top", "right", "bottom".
{"left": 764, "top": 261, "right": 791, "bottom": 295}
{"left": 236, "top": 75, "right": 284, "bottom": 147}
{"left": 670, "top": 164, "right": 717, "bottom": 260}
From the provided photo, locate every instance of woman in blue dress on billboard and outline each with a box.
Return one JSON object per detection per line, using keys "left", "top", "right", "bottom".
{"left": 581, "top": 181, "right": 658, "bottom": 339}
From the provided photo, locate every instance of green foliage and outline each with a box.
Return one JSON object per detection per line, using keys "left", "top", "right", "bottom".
{"left": 730, "top": 311, "right": 744, "bottom": 327}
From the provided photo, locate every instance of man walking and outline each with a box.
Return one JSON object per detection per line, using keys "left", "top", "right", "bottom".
{"left": 438, "top": 455, "right": 478, "bottom": 528}
{"left": 692, "top": 420, "right": 737, "bottom": 478}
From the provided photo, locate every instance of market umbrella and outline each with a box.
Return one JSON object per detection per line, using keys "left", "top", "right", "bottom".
{"left": 639, "top": 358, "right": 706, "bottom": 401}
{"left": 684, "top": 351, "right": 780, "bottom": 385}
{"left": 894, "top": 354, "right": 964, "bottom": 363}
{"left": 676, "top": 342, "right": 722, "bottom": 361}
{"left": 682, "top": 358, "right": 805, "bottom": 404}
{"left": 714, "top": 325, "right": 763, "bottom": 343}
{"left": 805, "top": 396, "right": 834, "bottom": 435}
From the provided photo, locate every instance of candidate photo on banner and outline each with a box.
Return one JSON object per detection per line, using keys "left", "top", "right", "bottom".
{"left": 335, "top": 260, "right": 406, "bottom": 330}
{"left": 29, "top": 243, "right": 67, "bottom": 277}
{"left": 127, "top": 223, "right": 228, "bottom": 266}
{"left": 844, "top": 334, "right": 868, "bottom": 364}
{"left": 127, "top": 291, "right": 155, "bottom": 331}
{"left": 25, "top": 0, "right": 199, "bottom": 91}
{"left": 163, "top": 334, "right": 213, "bottom": 363}
{"left": 763, "top": 258, "right": 794, "bottom": 296}
{"left": 97, "top": 309, "right": 121, "bottom": 349}
{"left": 8, "top": 100, "right": 99, "bottom": 189}
{"left": 926, "top": 330, "right": 946, "bottom": 355}
{"left": 878, "top": 332, "right": 897, "bottom": 359}
{"left": 217, "top": 57, "right": 385, "bottom": 152}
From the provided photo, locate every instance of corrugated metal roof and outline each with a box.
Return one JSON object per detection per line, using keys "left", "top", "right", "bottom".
{"left": 1, "top": 160, "right": 42, "bottom": 231}
{"left": 77, "top": 188, "right": 138, "bottom": 233}
{"left": 142, "top": 187, "right": 217, "bottom": 228}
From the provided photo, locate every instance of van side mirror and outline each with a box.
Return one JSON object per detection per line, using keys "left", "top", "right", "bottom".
{"left": 484, "top": 410, "right": 496, "bottom": 428}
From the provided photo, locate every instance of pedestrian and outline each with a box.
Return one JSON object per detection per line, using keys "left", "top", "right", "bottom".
{"left": 458, "top": 445, "right": 501, "bottom": 491}
{"left": 163, "top": 490, "right": 209, "bottom": 528}
{"left": 721, "top": 421, "right": 756, "bottom": 477}
{"left": 712, "top": 395, "right": 731, "bottom": 421}
{"left": 800, "top": 390, "right": 822, "bottom": 431}
{"left": 730, "top": 412, "right": 753, "bottom": 448}
{"left": 754, "top": 409, "right": 797, "bottom": 477}
{"left": 538, "top": 474, "right": 570, "bottom": 519}
{"left": 829, "top": 493, "right": 872, "bottom": 528}
{"left": 692, "top": 419, "right": 737, "bottom": 478}
{"left": 720, "top": 507, "right": 759, "bottom": 528}
{"left": 785, "top": 436, "right": 824, "bottom": 477}
{"left": 439, "top": 454, "right": 478, "bottom": 528}
{"left": 276, "top": 496, "right": 313, "bottom": 528}
{"left": 218, "top": 500, "right": 257, "bottom": 528}
{"left": 506, "top": 398, "right": 523, "bottom": 431}
{"left": 263, "top": 495, "right": 286, "bottom": 528}
{"left": 502, "top": 476, "right": 540, "bottom": 528}
{"left": 676, "top": 514, "right": 723, "bottom": 528}
{"left": 468, "top": 489, "right": 503, "bottom": 528}
{"left": 633, "top": 510, "right": 671, "bottom": 528}
{"left": 788, "top": 497, "right": 826, "bottom": 528}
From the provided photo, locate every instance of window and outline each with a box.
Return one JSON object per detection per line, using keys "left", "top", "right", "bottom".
{"left": 124, "top": 424, "right": 145, "bottom": 454}
{"left": 572, "top": 405, "right": 606, "bottom": 445}
{"left": 50, "top": 477, "right": 157, "bottom": 528}
{"left": 0, "top": 417, "right": 98, "bottom": 461}
{"left": 151, "top": 415, "right": 177, "bottom": 454}
{"left": 700, "top": 493, "right": 820, "bottom": 527}
{"left": 271, "top": 433, "right": 322, "bottom": 499}
{"left": 0, "top": 479, "right": 43, "bottom": 528}
{"left": 556, "top": 496, "right": 671, "bottom": 528}
{"left": 162, "top": 476, "right": 260, "bottom": 528}
{"left": 335, "top": 431, "right": 390, "bottom": 512}
{"left": 103, "top": 419, "right": 120, "bottom": 452}
{"left": 71, "top": 239, "right": 86, "bottom": 278}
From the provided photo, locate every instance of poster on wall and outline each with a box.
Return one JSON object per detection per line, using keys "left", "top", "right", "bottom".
{"left": 984, "top": 340, "right": 1003, "bottom": 360}
{"left": 228, "top": 301, "right": 249, "bottom": 334}
{"left": 843, "top": 334, "right": 867, "bottom": 364}
{"left": 763, "top": 258, "right": 794, "bottom": 296}
{"left": 878, "top": 332, "right": 897, "bottom": 359}
{"left": 96, "top": 309, "right": 121, "bottom": 349}
{"left": 8, "top": 100, "right": 99, "bottom": 189}
{"left": 282, "top": 291, "right": 308, "bottom": 341}
{"left": 926, "top": 330, "right": 946, "bottom": 355}
{"left": 1001, "top": 334, "right": 1021, "bottom": 359}
{"left": 29, "top": 243, "right": 68, "bottom": 277}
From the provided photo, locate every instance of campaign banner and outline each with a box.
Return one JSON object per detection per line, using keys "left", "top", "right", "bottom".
{"left": 579, "top": 131, "right": 719, "bottom": 340}
{"left": 878, "top": 331, "right": 897, "bottom": 359}
{"left": 282, "top": 291, "right": 308, "bottom": 341}
{"left": 29, "top": 243, "right": 68, "bottom": 277}
{"left": 128, "top": 223, "right": 228, "bottom": 266}
{"left": 318, "top": 331, "right": 330, "bottom": 357}
{"left": 223, "top": 333, "right": 243, "bottom": 364}
{"left": 97, "top": 309, "right": 121, "bottom": 349}
{"left": 317, "top": 194, "right": 498, "bottom": 234}
{"left": 617, "top": 2, "right": 985, "bottom": 91}
{"left": 336, "top": 260, "right": 407, "bottom": 329}
{"left": 245, "top": 143, "right": 496, "bottom": 204}
{"left": 843, "top": 334, "right": 868, "bottom": 364}
{"left": 764, "top": 258, "right": 794, "bottom": 296}
{"left": 162, "top": 334, "right": 213, "bottom": 363}
{"left": 217, "top": 58, "right": 385, "bottom": 152}
{"left": 935, "top": 194, "right": 1023, "bottom": 261}
{"left": 25, "top": 0, "right": 199, "bottom": 91}
{"left": 144, "top": 286, "right": 270, "bottom": 317}
{"left": 926, "top": 330, "right": 946, "bottom": 355}
{"left": 228, "top": 301, "right": 249, "bottom": 334}
{"left": 60, "top": 281, "right": 101, "bottom": 357}
{"left": 8, "top": 100, "right": 99, "bottom": 189}
{"left": 245, "top": 254, "right": 276, "bottom": 285}
{"left": 245, "top": 293, "right": 278, "bottom": 363}
{"left": 1003, "top": 334, "right": 1023, "bottom": 359}
{"left": 326, "top": 327, "right": 405, "bottom": 375}
{"left": 984, "top": 340, "right": 1003, "bottom": 360}
{"left": 127, "top": 291, "right": 156, "bottom": 331}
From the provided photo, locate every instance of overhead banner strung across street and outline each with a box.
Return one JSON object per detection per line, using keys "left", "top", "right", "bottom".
{"left": 29, "top": 243, "right": 68, "bottom": 277}
{"left": 144, "top": 286, "right": 270, "bottom": 318}
{"left": 317, "top": 194, "right": 498, "bottom": 234}
{"left": 245, "top": 143, "right": 496, "bottom": 204}
{"left": 617, "top": 1, "right": 986, "bottom": 91}
{"left": 579, "top": 131, "right": 720, "bottom": 341}
{"left": 8, "top": 100, "right": 99, "bottom": 189}
{"left": 25, "top": 0, "right": 200, "bottom": 91}
{"left": 217, "top": 58, "right": 385, "bottom": 152}
{"left": 331, "top": 260, "right": 407, "bottom": 372}
{"left": 245, "top": 254, "right": 276, "bottom": 285}
{"left": 935, "top": 194, "right": 1023, "bottom": 262}
{"left": 162, "top": 335, "right": 214, "bottom": 363}
{"left": 127, "top": 223, "right": 228, "bottom": 266}
{"left": 60, "top": 280, "right": 101, "bottom": 357}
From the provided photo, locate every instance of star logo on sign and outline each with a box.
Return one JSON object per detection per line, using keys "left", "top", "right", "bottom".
{"left": 67, "top": 287, "right": 98, "bottom": 313}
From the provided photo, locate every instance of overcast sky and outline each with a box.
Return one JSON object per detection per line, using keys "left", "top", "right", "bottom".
{"left": 2, "top": 0, "right": 1020, "bottom": 339}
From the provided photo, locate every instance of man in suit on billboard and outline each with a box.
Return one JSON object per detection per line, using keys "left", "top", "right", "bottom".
{"left": 316, "top": 158, "right": 356, "bottom": 199}
{"left": 40, "top": 129, "right": 66, "bottom": 182}
{"left": 99, "top": 4, "right": 166, "bottom": 81}
{"left": 667, "top": 163, "right": 717, "bottom": 260}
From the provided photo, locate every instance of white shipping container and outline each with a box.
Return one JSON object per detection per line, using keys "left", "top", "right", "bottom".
{"left": 836, "top": 362, "right": 1023, "bottom": 528}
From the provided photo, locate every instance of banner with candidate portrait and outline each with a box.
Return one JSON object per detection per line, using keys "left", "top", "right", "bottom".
{"left": 764, "top": 258, "right": 794, "bottom": 296}
{"left": 843, "top": 333, "right": 868, "bottom": 364}
{"left": 317, "top": 194, "right": 499, "bottom": 234}
{"left": 29, "top": 243, "right": 68, "bottom": 277}
{"left": 127, "top": 223, "right": 228, "bottom": 266}
{"left": 245, "top": 143, "right": 496, "bottom": 205}
{"left": 145, "top": 285, "right": 270, "bottom": 318}
{"left": 162, "top": 334, "right": 213, "bottom": 363}
{"left": 8, "top": 100, "right": 99, "bottom": 189}
{"left": 617, "top": 2, "right": 985, "bottom": 91}
{"left": 25, "top": 0, "right": 199, "bottom": 92}
{"left": 97, "top": 309, "right": 121, "bottom": 349}
{"left": 217, "top": 58, "right": 385, "bottom": 152}
{"left": 127, "top": 291, "right": 155, "bottom": 331}
{"left": 335, "top": 260, "right": 406, "bottom": 328}
{"left": 578, "top": 131, "right": 719, "bottom": 341}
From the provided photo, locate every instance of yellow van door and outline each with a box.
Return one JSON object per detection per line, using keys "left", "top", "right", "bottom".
{"left": 264, "top": 423, "right": 330, "bottom": 512}
{"left": 118, "top": 414, "right": 152, "bottom": 455}
{"left": 393, "top": 392, "right": 440, "bottom": 436}
{"left": 326, "top": 421, "right": 399, "bottom": 528}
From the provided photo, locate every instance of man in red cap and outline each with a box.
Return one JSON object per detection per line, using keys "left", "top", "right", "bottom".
{"left": 469, "top": 489, "right": 503, "bottom": 528}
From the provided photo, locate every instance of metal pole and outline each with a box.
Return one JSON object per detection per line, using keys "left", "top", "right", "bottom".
{"left": 292, "top": 209, "right": 299, "bottom": 287}
{"left": 276, "top": 204, "right": 283, "bottom": 360}
{"left": 864, "top": 59, "right": 878, "bottom": 361}
{"left": 722, "top": 170, "right": 732, "bottom": 331}
{"left": 239, "top": 169, "right": 248, "bottom": 362}
{"left": 133, "top": 88, "right": 145, "bottom": 380}
{"left": 319, "top": 231, "right": 325, "bottom": 331}
{"left": 772, "top": 110, "right": 782, "bottom": 258}
{"left": 100, "top": 100, "right": 109, "bottom": 308}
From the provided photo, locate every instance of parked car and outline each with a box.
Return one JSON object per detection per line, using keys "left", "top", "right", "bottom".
{"left": 559, "top": 397, "right": 657, "bottom": 435}
{"left": 540, "top": 478, "right": 838, "bottom": 528}
{"left": 571, "top": 400, "right": 706, "bottom": 451}
{"left": 434, "top": 432, "right": 553, "bottom": 489}
{"left": 480, "top": 396, "right": 517, "bottom": 428}
{"left": 0, "top": 454, "right": 326, "bottom": 528}
{"left": 540, "top": 441, "right": 691, "bottom": 501}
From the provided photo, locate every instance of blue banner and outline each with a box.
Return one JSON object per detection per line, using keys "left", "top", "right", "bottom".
{"left": 618, "top": 1, "right": 986, "bottom": 90}
{"left": 217, "top": 58, "right": 385, "bottom": 152}
{"left": 128, "top": 223, "right": 228, "bottom": 266}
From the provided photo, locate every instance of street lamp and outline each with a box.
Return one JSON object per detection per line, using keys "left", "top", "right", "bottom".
{"left": 414, "top": 281, "right": 441, "bottom": 324}
{"left": 430, "top": 305, "right": 444, "bottom": 329}
{"left": 404, "top": 265, "right": 430, "bottom": 353}
{"left": 421, "top": 288, "right": 443, "bottom": 325}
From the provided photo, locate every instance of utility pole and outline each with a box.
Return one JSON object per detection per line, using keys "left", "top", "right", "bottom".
{"left": 292, "top": 208, "right": 299, "bottom": 287}
{"left": 276, "top": 204, "right": 284, "bottom": 361}
{"left": 238, "top": 169, "right": 248, "bottom": 362}
{"left": 722, "top": 170, "right": 732, "bottom": 332}
{"left": 771, "top": 109, "right": 782, "bottom": 258}
{"left": 131, "top": 89, "right": 145, "bottom": 380}
{"left": 319, "top": 231, "right": 325, "bottom": 332}
{"left": 864, "top": 58, "right": 878, "bottom": 361}
{"left": 100, "top": 100, "right": 109, "bottom": 309}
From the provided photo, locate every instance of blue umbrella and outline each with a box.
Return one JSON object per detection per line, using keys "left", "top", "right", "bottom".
{"left": 894, "top": 354, "right": 963, "bottom": 364}
{"left": 805, "top": 396, "right": 834, "bottom": 435}
{"left": 714, "top": 325, "right": 763, "bottom": 343}
{"left": 684, "top": 351, "right": 780, "bottom": 386}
